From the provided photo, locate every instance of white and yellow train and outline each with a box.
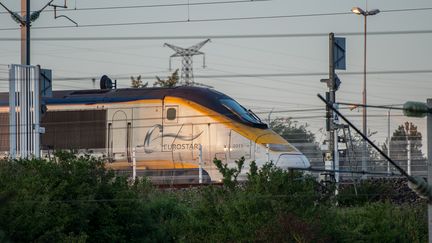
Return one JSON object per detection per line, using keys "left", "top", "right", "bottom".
{"left": 0, "top": 86, "right": 310, "bottom": 183}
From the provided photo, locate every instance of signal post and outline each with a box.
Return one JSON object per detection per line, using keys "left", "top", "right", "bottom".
{"left": 321, "top": 33, "right": 345, "bottom": 192}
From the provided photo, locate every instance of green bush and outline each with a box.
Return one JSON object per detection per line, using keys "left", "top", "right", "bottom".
{"left": 0, "top": 154, "right": 427, "bottom": 242}
{"left": 0, "top": 153, "right": 160, "bottom": 242}
{"left": 213, "top": 157, "right": 244, "bottom": 189}
{"left": 337, "top": 179, "right": 400, "bottom": 207}
{"left": 320, "top": 202, "right": 427, "bottom": 242}
{"left": 170, "top": 161, "right": 324, "bottom": 242}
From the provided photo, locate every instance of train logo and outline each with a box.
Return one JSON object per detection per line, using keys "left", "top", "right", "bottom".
{"left": 140, "top": 124, "right": 204, "bottom": 153}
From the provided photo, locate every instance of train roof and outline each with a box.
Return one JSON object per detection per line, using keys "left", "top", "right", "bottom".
{"left": 0, "top": 86, "right": 225, "bottom": 104}
{"left": 0, "top": 86, "right": 268, "bottom": 129}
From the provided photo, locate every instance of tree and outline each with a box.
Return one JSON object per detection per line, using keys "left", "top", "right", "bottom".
{"left": 382, "top": 122, "right": 426, "bottom": 175}
{"left": 130, "top": 75, "right": 148, "bottom": 88}
{"left": 269, "top": 118, "right": 322, "bottom": 167}
{"left": 153, "top": 69, "right": 179, "bottom": 88}
{"left": 345, "top": 131, "right": 382, "bottom": 172}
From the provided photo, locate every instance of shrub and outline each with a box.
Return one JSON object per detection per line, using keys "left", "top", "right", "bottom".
{"left": 213, "top": 157, "right": 244, "bottom": 189}
{"left": 320, "top": 202, "right": 427, "bottom": 242}
{"left": 0, "top": 153, "right": 158, "bottom": 242}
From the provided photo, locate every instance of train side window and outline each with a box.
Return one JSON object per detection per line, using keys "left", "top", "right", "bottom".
{"left": 166, "top": 108, "right": 177, "bottom": 120}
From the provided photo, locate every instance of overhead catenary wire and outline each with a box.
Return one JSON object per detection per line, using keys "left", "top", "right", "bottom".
{"left": 0, "top": 4, "right": 430, "bottom": 16}
{"left": 0, "top": 0, "right": 271, "bottom": 15}
{"left": 337, "top": 102, "right": 405, "bottom": 111}
{"left": 1, "top": 30, "right": 432, "bottom": 39}
{"left": 6, "top": 3, "right": 432, "bottom": 16}
{"left": 0, "top": 5, "right": 431, "bottom": 31}
{"left": 1, "top": 69, "right": 431, "bottom": 81}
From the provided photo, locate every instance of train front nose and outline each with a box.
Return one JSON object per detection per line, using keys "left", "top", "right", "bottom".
{"left": 276, "top": 153, "right": 310, "bottom": 169}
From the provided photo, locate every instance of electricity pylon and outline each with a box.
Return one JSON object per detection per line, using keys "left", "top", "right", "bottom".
{"left": 164, "top": 39, "right": 210, "bottom": 86}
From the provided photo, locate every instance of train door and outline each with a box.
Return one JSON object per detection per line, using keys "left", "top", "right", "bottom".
{"left": 132, "top": 105, "right": 164, "bottom": 162}
{"left": 206, "top": 123, "right": 230, "bottom": 181}
{"left": 191, "top": 123, "right": 210, "bottom": 163}
{"left": 170, "top": 124, "right": 194, "bottom": 165}
{"left": 107, "top": 109, "right": 132, "bottom": 162}
{"left": 162, "top": 105, "right": 195, "bottom": 165}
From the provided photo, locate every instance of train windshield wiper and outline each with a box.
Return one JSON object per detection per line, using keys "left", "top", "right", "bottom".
{"left": 221, "top": 99, "right": 261, "bottom": 124}
{"left": 247, "top": 109, "right": 262, "bottom": 123}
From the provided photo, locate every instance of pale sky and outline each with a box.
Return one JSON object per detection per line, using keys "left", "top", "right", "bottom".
{"left": 0, "top": 0, "right": 431, "bottom": 151}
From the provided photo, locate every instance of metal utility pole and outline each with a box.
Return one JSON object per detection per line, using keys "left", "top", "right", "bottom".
{"left": 405, "top": 122, "right": 412, "bottom": 175}
{"left": 132, "top": 147, "right": 137, "bottom": 182}
{"left": 362, "top": 13, "right": 368, "bottom": 176}
{"left": 21, "top": 0, "right": 30, "bottom": 65}
{"left": 351, "top": 7, "right": 380, "bottom": 177}
{"left": 328, "top": 33, "right": 338, "bottom": 187}
{"left": 164, "top": 39, "right": 210, "bottom": 85}
{"left": 0, "top": 0, "right": 76, "bottom": 65}
{"left": 407, "top": 139, "right": 411, "bottom": 175}
{"left": 321, "top": 33, "right": 345, "bottom": 190}
{"left": 387, "top": 109, "right": 391, "bottom": 175}
{"left": 199, "top": 144, "right": 203, "bottom": 184}
{"left": 427, "top": 98, "right": 432, "bottom": 243}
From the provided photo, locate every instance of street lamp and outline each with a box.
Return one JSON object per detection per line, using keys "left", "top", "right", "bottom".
{"left": 351, "top": 6, "right": 380, "bottom": 175}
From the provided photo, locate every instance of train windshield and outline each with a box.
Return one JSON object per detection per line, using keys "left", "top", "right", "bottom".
{"left": 220, "top": 99, "right": 265, "bottom": 126}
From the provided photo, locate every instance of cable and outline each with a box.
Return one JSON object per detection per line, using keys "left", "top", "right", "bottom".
{"left": 0, "top": 5, "right": 431, "bottom": 31}
{"left": 381, "top": 7, "right": 432, "bottom": 14}
{"left": 337, "top": 102, "right": 404, "bottom": 111}
{"left": 61, "top": 69, "right": 432, "bottom": 79}
{"left": 0, "top": 0, "right": 271, "bottom": 15}
{"left": 1, "top": 69, "right": 430, "bottom": 81}
{"left": 2, "top": 29, "right": 432, "bottom": 39}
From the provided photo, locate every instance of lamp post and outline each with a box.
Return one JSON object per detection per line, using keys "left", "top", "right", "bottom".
{"left": 351, "top": 7, "right": 380, "bottom": 176}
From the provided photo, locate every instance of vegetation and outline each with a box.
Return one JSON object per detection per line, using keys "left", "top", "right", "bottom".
{"left": 0, "top": 153, "right": 427, "bottom": 242}
{"left": 382, "top": 122, "right": 426, "bottom": 173}
{"left": 153, "top": 69, "right": 180, "bottom": 88}
{"left": 213, "top": 157, "right": 244, "bottom": 189}
{"left": 130, "top": 75, "right": 148, "bottom": 88}
{"left": 130, "top": 69, "right": 179, "bottom": 88}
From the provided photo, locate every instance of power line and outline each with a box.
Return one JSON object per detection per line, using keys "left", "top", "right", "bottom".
{"left": 0, "top": 4, "right": 429, "bottom": 18}
{"left": 0, "top": 69, "right": 431, "bottom": 83}
{"left": 0, "top": 69, "right": 430, "bottom": 83}
{"left": 39, "top": 69, "right": 432, "bottom": 80}
{"left": 0, "top": 6, "right": 432, "bottom": 32}
{"left": 1, "top": 30, "right": 432, "bottom": 38}
{"left": 381, "top": 7, "right": 432, "bottom": 13}
{"left": 337, "top": 102, "right": 405, "bottom": 111}
{"left": 0, "top": 6, "right": 430, "bottom": 32}
{"left": 0, "top": 0, "right": 271, "bottom": 15}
